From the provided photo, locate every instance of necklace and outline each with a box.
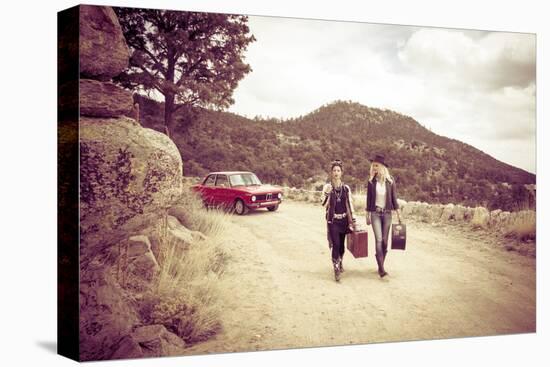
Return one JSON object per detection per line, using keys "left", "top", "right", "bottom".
{"left": 334, "top": 184, "right": 343, "bottom": 203}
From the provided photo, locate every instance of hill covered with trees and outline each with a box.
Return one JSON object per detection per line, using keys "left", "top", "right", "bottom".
{"left": 136, "top": 96, "right": 535, "bottom": 211}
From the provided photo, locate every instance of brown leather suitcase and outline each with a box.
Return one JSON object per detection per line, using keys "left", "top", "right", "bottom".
{"left": 346, "top": 230, "right": 368, "bottom": 258}
{"left": 391, "top": 222, "right": 407, "bottom": 250}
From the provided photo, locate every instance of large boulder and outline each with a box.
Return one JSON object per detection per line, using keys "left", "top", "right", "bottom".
{"left": 126, "top": 251, "right": 160, "bottom": 290}
{"left": 140, "top": 226, "right": 163, "bottom": 262}
{"left": 138, "top": 216, "right": 206, "bottom": 273}
{"left": 167, "top": 215, "right": 207, "bottom": 243}
{"left": 126, "top": 235, "right": 153, "bottom": 258}
{"left": 167, "top": 215, "right": 194, "bottom": 244}
{"left": 79, "top": 116, "right": 183, "bottom": 258}
{"left": 123, "top": 235, "right": 160, "bottom": 290}
{"left": 167, "top": 205, "right": 192, "bottom": 229}
{"left": 111, "top": 325, "right": 186, "bottom": 359}
{"left": 80, "top": 270, "right": 140, "bottom": 361}
{"left": 109, "top": 335, "right": 144, "bottom": 360}
{"left": 80, "top": 79, "right": 134, "bottom": 118}
{"left": 79, "top": 5, "right": 130, "bottom": 79}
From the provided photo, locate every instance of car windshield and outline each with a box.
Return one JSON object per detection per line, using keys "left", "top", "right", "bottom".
{"left": 229, "top": 173, "right": 262, "bottom": 187}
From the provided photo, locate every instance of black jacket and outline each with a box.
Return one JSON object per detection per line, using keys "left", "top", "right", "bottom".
{"left": 323, "top": 184, "right": 354, "bottom": 225}
{"left": 366, "top": 176, "right": 400, "bottom": 212}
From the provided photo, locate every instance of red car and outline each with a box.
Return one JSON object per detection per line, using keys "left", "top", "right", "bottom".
{"left": 191, "top": 171, "right": 283, "bottom": 215}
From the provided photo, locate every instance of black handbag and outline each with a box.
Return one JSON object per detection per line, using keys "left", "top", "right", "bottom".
{"left": 391, "top": 221, "right": 407, "bottom": 250}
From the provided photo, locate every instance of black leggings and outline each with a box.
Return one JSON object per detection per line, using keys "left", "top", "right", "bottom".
{"left": 328, "top": 220, "right": 347, "bottom": 261}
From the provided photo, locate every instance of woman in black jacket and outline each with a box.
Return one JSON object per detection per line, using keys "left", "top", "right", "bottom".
{"left": 322, "top": 160, "right": 355, "bottom": 282}
{"left": 366, "top": 154, "right": 402, "bottom": 278}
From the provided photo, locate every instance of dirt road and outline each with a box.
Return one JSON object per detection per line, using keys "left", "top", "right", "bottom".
{"left": 186, "top": 200, "right": 536, "bottom": 354}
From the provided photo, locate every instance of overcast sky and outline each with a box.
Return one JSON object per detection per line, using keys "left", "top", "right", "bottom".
{"left": 228, "top": 15, "right": 536, "bottom": 174}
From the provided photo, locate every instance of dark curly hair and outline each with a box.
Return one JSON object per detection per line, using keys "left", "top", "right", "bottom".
{"left": 331, "top": 159, "right": 343, "bottom": 171}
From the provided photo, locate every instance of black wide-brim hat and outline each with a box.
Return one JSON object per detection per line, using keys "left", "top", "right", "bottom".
{"left": 369, "top": 154, "right": 389, "bottom": 167}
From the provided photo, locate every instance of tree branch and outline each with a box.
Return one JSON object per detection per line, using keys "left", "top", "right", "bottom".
{"left": 136, "top": 67, "right": 166, "bottom": 94}
{"left": 141, "top": 48, "right": 166, "bottom": 77}
{"left": 176, "top": 57, "right": 205, "bottom": 87}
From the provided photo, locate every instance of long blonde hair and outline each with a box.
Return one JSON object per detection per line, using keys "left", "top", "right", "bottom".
{"left": 369, "top": 164, "right": 393, "bottom": 183}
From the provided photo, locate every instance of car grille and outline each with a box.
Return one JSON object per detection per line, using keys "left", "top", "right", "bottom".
{"left": 255, "top": 193, "right": 278, "bottom": 201}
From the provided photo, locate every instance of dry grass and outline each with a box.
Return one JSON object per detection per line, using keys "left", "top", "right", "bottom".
{"left": 140, "top": 191, "right": 231, "bottom": 345}
{"left": 174, "top": 189, "right": 229, "bottom": 235}
{"left": 470, "top": 208, "right": 489, "bottom": 229}
{"left": 351, "top": 193, "right": 366, "bottom": 213}
{"left": 504, "top": 211, "right": 536, "bottom": 242}
{"left": 512, "top": 197, "right": 536, "bottom": 212}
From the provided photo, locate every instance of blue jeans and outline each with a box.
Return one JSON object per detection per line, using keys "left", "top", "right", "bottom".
{"left": 371, "top": 211, "right": 392, "bottom": 257}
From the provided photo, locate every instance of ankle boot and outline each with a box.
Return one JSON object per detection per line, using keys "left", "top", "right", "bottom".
{"left": 339, "top": 257, "right": 344, "bottom": 273}
{"left": 333, "top": 259, "right": 341, "bottom": 282}
{"left": 382, "top": 251, "right": 389, "bottom": 276}
{"left": 376, "top": 254, "right": 387, "bottom": 278}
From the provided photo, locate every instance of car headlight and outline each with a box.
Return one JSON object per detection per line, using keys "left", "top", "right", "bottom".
{"left": 251, "top": 195, "right": 256, "bottom": 202}
{"left": 278, "top": 193, "right": 282, "bottom": 199}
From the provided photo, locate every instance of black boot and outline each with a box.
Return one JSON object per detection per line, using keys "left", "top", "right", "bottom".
{"left": 376, "top": 254, "right": 387, "bottom": 278}
{"left": 339, "top": 257, "right": 344, "bottom": 273}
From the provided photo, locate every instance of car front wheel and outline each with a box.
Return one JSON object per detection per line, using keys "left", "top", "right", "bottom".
{"left": 267, "top": 205, "right": 279, "bottom": 212}
{"left": 234, "top": 199, "right": 248, "bottom": 215}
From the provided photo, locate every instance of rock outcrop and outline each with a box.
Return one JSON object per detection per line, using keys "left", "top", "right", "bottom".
{"left": 79, "top": 5, "right": 130, "bottom": 80}
{"left": 80, "top": 267, "right": 140, "bottom": 361}
{"left": 79, "top": 79, "right": 134, "bottom": 117}
{"left": 396, "top": 200, "right": 534, "bottom": 236}
{"left": 281, "top": 187, "right": 535, "bottom": 238}
{"left": 122, "top": 235, "right": 160, "bottom": 290}
{"left": 79, "top": 116, "right": 183, "bottom": 256}
{"left": 77, "top": 5, "right": 186, "bottom": 361}
{"left": 76, "top": 5, "right": 183, "bottom": 253}
{"left": 111, "top": 325, "right": 186, "bottom": 359}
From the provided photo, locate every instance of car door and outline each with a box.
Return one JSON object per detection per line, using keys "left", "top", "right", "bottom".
{"left": 200, "top": 174, "right": 217, "bottom": 206}
{"left": 214, "top": 174, "right": 230, "bottom": 208}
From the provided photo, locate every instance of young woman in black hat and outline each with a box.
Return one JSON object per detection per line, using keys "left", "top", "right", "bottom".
{"left": 322, "top": 160, "right": 355, "bottom": 282}
{"left": 366, "top": 154, "right": 402, "bottom": 278}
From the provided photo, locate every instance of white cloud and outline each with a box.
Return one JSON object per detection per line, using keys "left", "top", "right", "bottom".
{"left": 398, "top": 29, "right": 536, "bottom": 90}
{"left": 228, "top": 16, "right": 536, "bottom": 173}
